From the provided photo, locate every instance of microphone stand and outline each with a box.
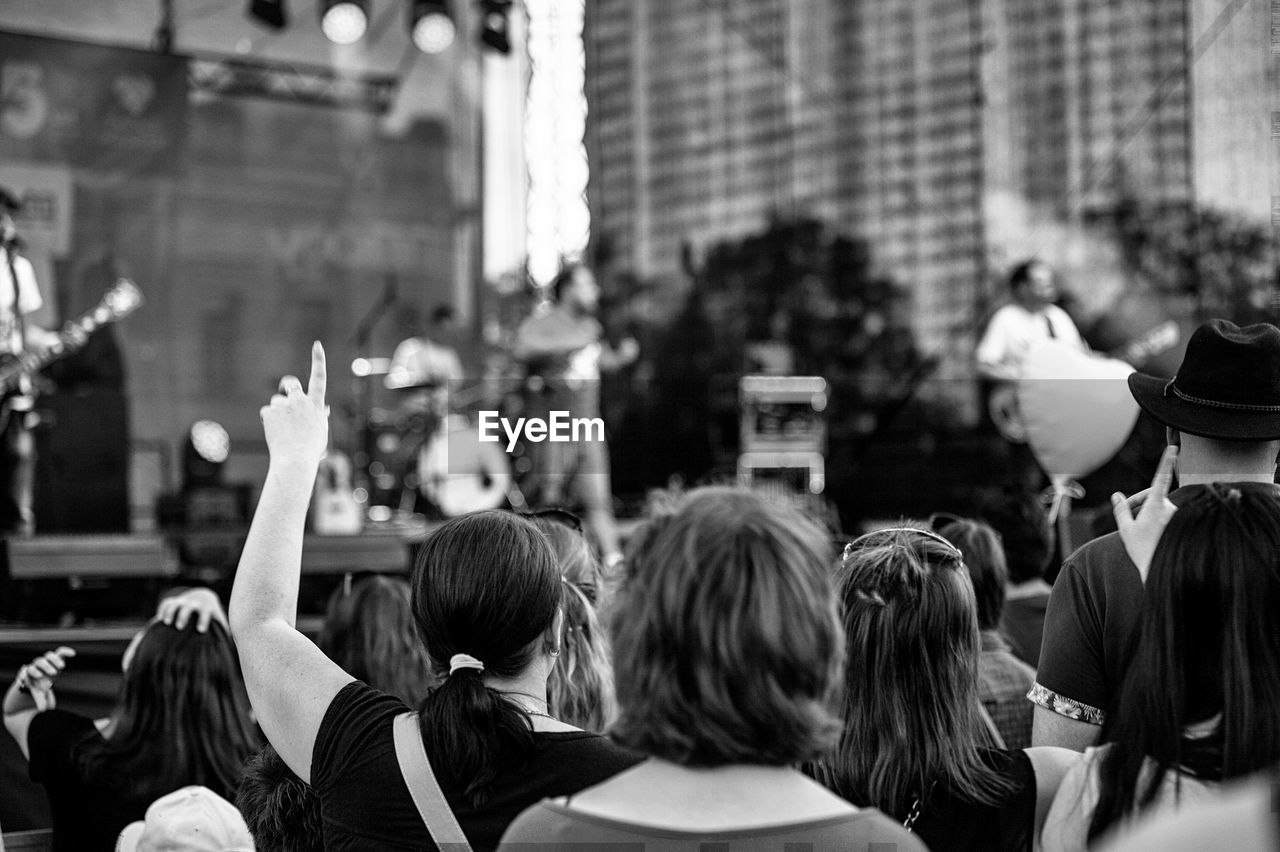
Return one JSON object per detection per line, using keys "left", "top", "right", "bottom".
{"left": 350, "top": 274, "right": 398, "bottom": 509}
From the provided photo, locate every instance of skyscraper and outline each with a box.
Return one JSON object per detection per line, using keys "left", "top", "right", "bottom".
{"left": 584, "top": 0, "right": 1261, "bottom": 395}
{"left": 584, "top": 0, "right": 840, "bottom": 281}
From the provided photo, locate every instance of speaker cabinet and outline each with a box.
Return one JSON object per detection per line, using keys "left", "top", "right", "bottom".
{"left": 33, "top": 390, "right": 130, "bottom": 533}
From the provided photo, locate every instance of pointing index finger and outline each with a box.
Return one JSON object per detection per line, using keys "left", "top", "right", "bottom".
{"left": 1148, "top": 445, "right": 1178, "bottom": 507}
{"left": 308, "top": 341, "right": 327, "bottom": 403}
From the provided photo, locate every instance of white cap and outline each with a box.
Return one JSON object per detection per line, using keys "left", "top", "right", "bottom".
{"left": 116, "top": 786, "right": 254, "bottom": 852}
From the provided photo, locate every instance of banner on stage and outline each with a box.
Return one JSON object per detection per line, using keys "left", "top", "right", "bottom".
{"left": 0, "top": 161, "right": 74, "bottom": 257}
{"left": 0, "top": 31, "right": 188, "bottom": 173}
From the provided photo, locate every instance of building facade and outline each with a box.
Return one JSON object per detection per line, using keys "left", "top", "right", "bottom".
{"left": 585, "top": 0, "right": 1264, "bottom": 389}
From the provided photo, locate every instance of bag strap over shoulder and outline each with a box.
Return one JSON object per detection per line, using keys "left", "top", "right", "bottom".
{"left": 392, "top": 712, "right": 473, "bottom": 852}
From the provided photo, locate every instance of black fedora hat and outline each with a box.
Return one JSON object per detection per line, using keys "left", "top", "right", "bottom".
{"left": 1128, "top": 319, "right": 1280, "bottom": 441}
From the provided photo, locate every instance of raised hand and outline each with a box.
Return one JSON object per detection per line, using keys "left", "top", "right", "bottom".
{"left": 1111, "top": 445, "right": 1178, "bottom": 583}
{"left": 17, "top": 647, "right": 76, "bottom": 712}
{"left": 156, "top": 587, "right": 228, "bottom": 633}
{"left": 260, "top": 341, "right": 329, "bottom": 469}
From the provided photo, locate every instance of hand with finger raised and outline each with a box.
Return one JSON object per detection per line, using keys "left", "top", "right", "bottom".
{"left": 260, "top": 341, "right": 330, "bottom": 471}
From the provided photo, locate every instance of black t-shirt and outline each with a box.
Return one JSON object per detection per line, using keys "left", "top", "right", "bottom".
{"left": 311, "top": 680, "right": 645, "bottom": 851}
{"left": 913, "top": 748, "right": 1037, "bottom": 852}
{"left": 26, "top": 710, "right": 151, "bottom": 852}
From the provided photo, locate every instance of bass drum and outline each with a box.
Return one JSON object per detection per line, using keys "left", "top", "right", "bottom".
{"left": 417, "top": 415, "right": 513, "bottom": 517}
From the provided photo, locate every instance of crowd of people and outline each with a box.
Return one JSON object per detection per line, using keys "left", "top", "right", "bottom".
{"left": 3, "top": 316, "right": 1280, "bottom": 851}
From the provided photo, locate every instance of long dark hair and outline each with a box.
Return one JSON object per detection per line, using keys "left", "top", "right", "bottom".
{"left": 411, "top": 510, "right": 562, "bottom": 808}
{"left": 77, "top": 620, "right": 259, "bottom": 802}
{"left": 814, "top": 526, "right": 1015, "bottom": 819}
{"left": 317, "top": 575, "right": 435, "bottom": 705}
{"left": 1088, "top": 483, "right": 1280, "bottom": 841}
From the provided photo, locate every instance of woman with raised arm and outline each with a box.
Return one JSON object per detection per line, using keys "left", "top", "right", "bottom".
{"left": 1040, "top": 461, "right": 1280, "bottom": 850}
{"left": 499, "top": 486, "right": 926, "bottom": 851}
{"left": 2, "top": 588, "right": 258, "bottom": 852}
{"left": 228, "top": 343, "right": 641, "bottom": 851}
{"left": 812, "top": 524, "right": 1078, "bottom": 851}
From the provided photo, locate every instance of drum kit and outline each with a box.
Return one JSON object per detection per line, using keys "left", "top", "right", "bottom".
{"left": 347, "top": 365, "right": 520, "bottom": 522}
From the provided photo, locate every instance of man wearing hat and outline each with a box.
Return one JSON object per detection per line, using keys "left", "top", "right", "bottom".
{"left": 1030, "top": 319, "right": 1280, "bottom": 750}
{"left": 0, "top": 186, "right": 57, "bottom": 537}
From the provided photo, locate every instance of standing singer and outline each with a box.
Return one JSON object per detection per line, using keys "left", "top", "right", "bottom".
{"left": 0, "top": 187, "right": 59, "bottom": 537}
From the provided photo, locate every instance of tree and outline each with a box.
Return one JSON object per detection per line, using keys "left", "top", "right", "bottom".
{"left": 1110, "top": 197, "right": 1278, "bottom": 325}
{"left": 609, "top": 216, "right": 928, "bottom": 503}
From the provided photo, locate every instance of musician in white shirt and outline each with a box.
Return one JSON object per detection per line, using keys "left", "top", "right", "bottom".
{"left": 976, "top": 259, "right": 1087, "bottom": 382}
{"left": 0, "top": 187, "right": 58, "bottom": 537}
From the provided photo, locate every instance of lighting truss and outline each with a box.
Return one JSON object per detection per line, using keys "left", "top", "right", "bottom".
{"left": 187, "top": 52, "right": 399, "bottom": 113}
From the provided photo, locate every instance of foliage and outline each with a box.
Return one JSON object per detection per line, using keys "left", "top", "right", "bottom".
{"left": 607, "top": 217, "right": 930, "bottom": 503}
{"left": 1110, "top": 197, "right": 1278, "bottom": 324}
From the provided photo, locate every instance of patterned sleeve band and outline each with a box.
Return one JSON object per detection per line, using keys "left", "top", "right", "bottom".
{"left": 1026, "top": 682, "right": 1106, "bottom": 726}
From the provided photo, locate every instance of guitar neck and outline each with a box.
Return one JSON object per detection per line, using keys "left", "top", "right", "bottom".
{"left": 0, "top": 280, "right": 142, "bottom": 392}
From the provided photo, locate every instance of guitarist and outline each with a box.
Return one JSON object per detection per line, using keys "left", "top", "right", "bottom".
{"left": 0, "top": 188, "right": 63, "bottom": 537}
{"left": 976, "top": 259, "right": 1087, "bottom": 488}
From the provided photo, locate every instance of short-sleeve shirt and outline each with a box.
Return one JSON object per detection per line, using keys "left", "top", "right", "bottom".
{"left": 0, "top": 248, "right": 42, "bottom": 354}
{"left": 385, "top": 336, "right": 465, "bottom": 390}
{"left": 976, "top": 303, "right": 1085, "bottom": 378}
{"left": 310, "top": 680, "right": 645, "bottom": 851}
{"left": 1031, "top": 531, "right": 1141, "bottom": 725}
{"left": 1031, "top": 486, "right": 1242, "bottom": 726}
{"left": 26, "top": 710, "right": 151, "bottom": 852}
{"left": 498, "top": 801, "right": 929, "bottom": 852}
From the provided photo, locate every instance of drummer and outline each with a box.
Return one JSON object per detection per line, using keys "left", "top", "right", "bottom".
{"left": 385, "top": 304, "right": 465, "bottom": 419}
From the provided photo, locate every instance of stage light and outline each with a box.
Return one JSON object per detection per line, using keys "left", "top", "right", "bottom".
{"left": 184, "top": 420, "right": 231, "bottom": 488}
{"left": 320, "top": 0, "right": 369, "bottom": 44}
{"left": 410, "top": 0, "right": 455, "bottom": 53}
{"left": 480, "top": 0, "right": 512, "bottom": 54}
{"left": 248, "top": 0, "right": 288, "bottom": 29}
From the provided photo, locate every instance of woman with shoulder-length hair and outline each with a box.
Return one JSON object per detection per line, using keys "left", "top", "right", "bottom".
{"left": 3, "top": 589, "right": 259, "bottom": 851}
{"left": 1041, "top": 480, "right": 1280, "bottom": 850}
{"left": 526, "top": 513, "right": 616, "bottom": 732}
{"left": 813, "top": 524, "right": 1077, "bottom": 851}
{"left": 499, "top": 486, "right": 926, "bottom": 850}
{"left": 317, "top": 574, "right": 436, "bottom": 706}
{"left": 229, "top": 344, "right": 642, "bottom": 850}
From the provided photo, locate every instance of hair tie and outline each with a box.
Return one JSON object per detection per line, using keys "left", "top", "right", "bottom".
{"left": 448, "top": 653, "right": 485, "bottom": 675}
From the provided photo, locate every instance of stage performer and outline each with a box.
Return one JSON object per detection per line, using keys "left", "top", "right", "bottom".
{"left": 976, "top": 259, "right": 1087, "bottom": 383}
{"left": 976, "top": 259, "right": 1088, "bottom": 489}
{"left": 513, "top": 265, "right": 638, "bottom": 566}
{"left": 385, "top": 304, "right": 464, "bottom": 414}
{"left": 0, "top": 187, "right": 60, "bottom": 537}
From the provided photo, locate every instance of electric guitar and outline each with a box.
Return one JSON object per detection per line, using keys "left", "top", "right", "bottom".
{"left": 0, "top": 278, "right": 144, "bottom": 430}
